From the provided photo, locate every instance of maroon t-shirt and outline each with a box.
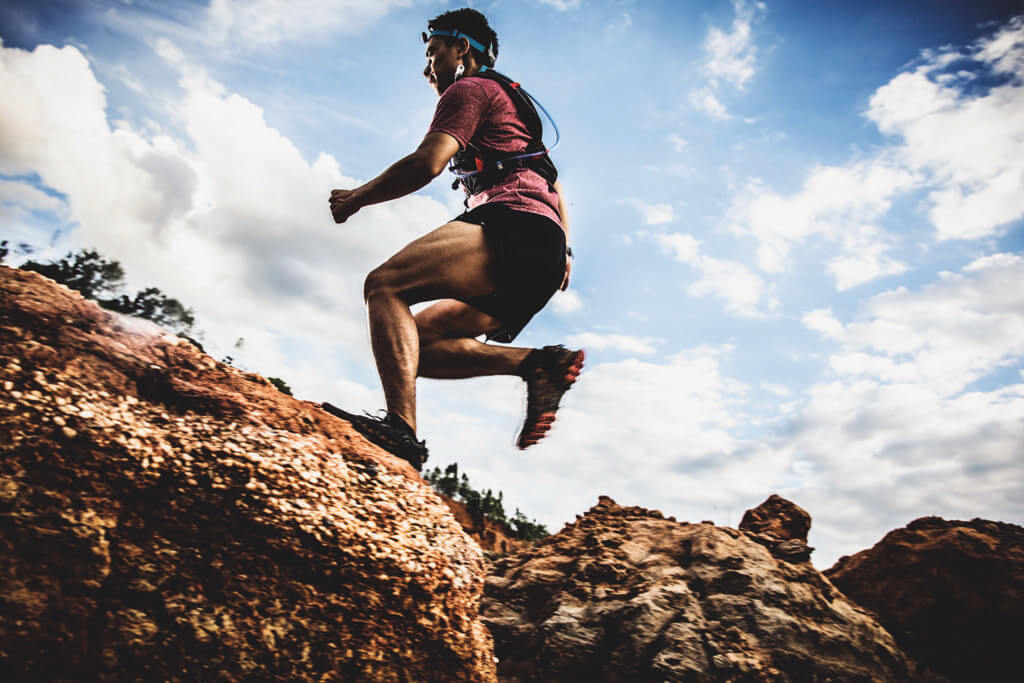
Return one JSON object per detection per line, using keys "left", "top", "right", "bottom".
{"left": 428, "top": 76, "right": 563, "bottom": 227}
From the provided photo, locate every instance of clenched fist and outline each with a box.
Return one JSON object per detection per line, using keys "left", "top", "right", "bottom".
{"left": 329, "top": 189, "right": 361, "bottom": 224}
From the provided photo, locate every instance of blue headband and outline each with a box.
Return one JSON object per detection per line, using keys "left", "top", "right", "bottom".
{"left": 422, "top": 29, "right": 495, "bottom": 62}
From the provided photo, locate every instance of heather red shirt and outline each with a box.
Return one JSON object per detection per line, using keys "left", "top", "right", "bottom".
{"left": 428, "top": 75, "right": 563, "bottom": 227}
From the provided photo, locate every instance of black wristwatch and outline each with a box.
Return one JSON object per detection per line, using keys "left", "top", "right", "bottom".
{"left": 566, "top": 246, "right": 574, "bottom": 259}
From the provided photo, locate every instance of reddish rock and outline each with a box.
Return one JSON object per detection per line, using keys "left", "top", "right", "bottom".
{"left": 740, "top": 494, "right": 811, "bottom": 542}
{"left": 483, "top": 495, "right": 930, "bottom": 682}
{"left": 826, "top": 516, "right": 1024, "bottom": 683}
{"left": 0, "top": 266, "right": 496, "bottom": 681}
{"left": 441, "top": 496, "right": 529, "bottom": 556}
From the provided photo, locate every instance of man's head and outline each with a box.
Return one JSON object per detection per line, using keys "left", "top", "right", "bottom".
{"left": 422, "top": 8, "right": 498, "bottom": 95}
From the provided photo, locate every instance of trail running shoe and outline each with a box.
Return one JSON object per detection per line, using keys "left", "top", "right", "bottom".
{"left": 321, "top": 402, "right": 428, "bottom": 471}
{"left": 516, "top": 345, "right": 585, "bottom": 449}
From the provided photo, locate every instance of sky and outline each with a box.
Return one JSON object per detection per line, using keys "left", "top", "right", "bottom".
{"left": 1, "top": 0, "right": 1022, "bottom": 568}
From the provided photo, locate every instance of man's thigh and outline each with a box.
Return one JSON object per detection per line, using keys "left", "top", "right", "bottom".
{"left": 415, "top": 299, "right": 504, "bottom": 344}
{"left": 371, "top": 220, "right": 497, "bottom": 304}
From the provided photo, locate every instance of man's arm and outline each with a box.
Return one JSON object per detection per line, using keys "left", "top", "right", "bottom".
{"left": 554, "top": 180, "right": 572, "bottom": 291}
{"left": 330, "top": 132, "right": 461, "bottom": 223}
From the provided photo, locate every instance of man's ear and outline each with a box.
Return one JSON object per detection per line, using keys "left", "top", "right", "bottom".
{"left": 457, "top": 36, "right": 471, "bottom": 58}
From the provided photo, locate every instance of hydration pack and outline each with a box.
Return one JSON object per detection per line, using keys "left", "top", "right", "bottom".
{"left": 449, "top": 68, "right": 558, "bottom": 197}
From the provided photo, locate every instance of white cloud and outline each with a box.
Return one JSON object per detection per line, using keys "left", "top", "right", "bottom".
{"left": 432, "top": 345, "right": 764, "bottom": 531}
{"left": 802, "top": 308, "right": 843, "bottom": 339}
{"left": 727, "top": 159, "right": 917, "bottom": 278}
{"left": 549, "top": 288, "right": 583, "bottom": 314}
{"left": 0, "top": 39, "right": 448, "bottom": 405}
{"left": 654, "top": 232, "right": 768, "bottom": 317}
{"left": 629, "top": 200, "right": 676, "bottom": 225}
{"left": 0, "top": 178, "right": 65, "bottom": 215}
{"left": 0, "top": 178, "right": 69, "bottom": 250}
{"left": 668, "top": 133, "right": 688, "bottom": 153}
{"left": 687, "top": 254, "right": 768, "bottom": 318}
{"left": 565, "top": 332, "right": 660, "bottom": 355}
{"left": 725, "top": 16, "right": 1024, "bottom": 287}
{"left": 691, "top": 0, "right": 767, "bottom": 119}
{"left": 111, "top": 63, "right": 145, "bottom": 94}
{"left": 703, "top": 0, "right": 766, "bottom": 90}
{"left": 760, "top": 382, "right": 792, "bottom": 398}
{"left": 606, "top": 13, "right": 632, "bottom": 35}
{"left": 205, "top": 0, "right": 411, "bottom": 46}
{"left": 770, "top": 376, "right": 1024, "bottom": 567}
{"left": 804, "top": 254, "right": 1024, "bottom": 396}
{"left": 761, "top": 254, "right": 1024, "bottom": 564}
{"left": 537, "top": 0, "right": 583, "bottom": 11}
{"left": 689, "top": 87, "right": 731, "bottom": 120}
{"left": 653, "top": 232, "right": 699, "bottom": 263}
{"left": 826, "top": 230, "right": 908, "bottom": 291}
{"left": 865, "top": 15, "right": 1024, "bottom": 240}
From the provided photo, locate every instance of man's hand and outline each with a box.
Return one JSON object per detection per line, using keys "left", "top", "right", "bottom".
{"left": 560, "top": 258, "right": 571, "bottom": 291}
{"left": 329, "top": 189, "right": 361, "bottom": 224}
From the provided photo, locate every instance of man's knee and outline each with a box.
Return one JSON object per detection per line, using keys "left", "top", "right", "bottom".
{"left": 363, "top": 265, "right": 396, "bottom": 305}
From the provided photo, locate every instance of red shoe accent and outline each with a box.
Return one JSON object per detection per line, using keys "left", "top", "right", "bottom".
{"left": 516, "top": 347, "right": 585, "bottom": 449}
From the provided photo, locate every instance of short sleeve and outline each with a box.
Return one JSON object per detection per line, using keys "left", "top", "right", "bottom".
{"left": 427, "top": 79, "right": 491, "bottom": 149}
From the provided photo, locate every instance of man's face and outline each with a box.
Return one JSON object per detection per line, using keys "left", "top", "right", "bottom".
{"left": 423, "top": 36, "right": 461, "bottom": 95}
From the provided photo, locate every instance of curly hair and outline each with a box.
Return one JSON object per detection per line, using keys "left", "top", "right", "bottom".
{"left": 427, "top": 8, "right": 499, "bottom": 67}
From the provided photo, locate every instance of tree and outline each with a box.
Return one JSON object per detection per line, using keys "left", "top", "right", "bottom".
{"left": 19, "top": 248, "right": 195, "bottom": 335}
{"left": 20, "top": 248, "right": 125, "bottom": 300}
{"left": 510, "top": 508, "right": 549, "bottom": 542}
{"left": 268, "top": 377, "right": 293, "bottom": 395}
{"left": 422, "top": 463, "right": 548, "bottom": 541}
{"left": 14, "top": 243, "right": 295, "bottom": 391}
{"left": 103, "top": 287, "right": 195, "bottom": 334}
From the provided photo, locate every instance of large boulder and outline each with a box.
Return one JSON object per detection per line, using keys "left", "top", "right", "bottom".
{"left": 0, "top": 266, "right": 496, "bottom": 681}
{"left": 482, "top": 495, "right": 929, "bottom": 682}
{"left": 826, "top": 516, "right": 1024, "bottom": 683}
{"left": 740, "top": 494, "right": 811, "bottom": 542}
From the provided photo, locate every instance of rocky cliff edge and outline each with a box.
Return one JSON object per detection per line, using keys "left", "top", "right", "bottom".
{"left": 0, "top": 265, "right": 496, "bottom": 681}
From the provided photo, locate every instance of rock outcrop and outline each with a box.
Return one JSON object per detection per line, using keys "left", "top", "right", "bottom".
{"left": 441, "top": 496, "right": 529, "bottom": 556}
{"left": 826, "top": 516, "right": 1024, "bottom": 683}
{"left": 739, "top": 494, "right": 811, "bottom": 541}
{"left": 0, "top": 266, "right": 496, "bottom": 681}
{"left": 739, "top": 494, "right": 815, "bottom": 564}
{"left": 482, "top": 495, "right": 929, "bottom": 682}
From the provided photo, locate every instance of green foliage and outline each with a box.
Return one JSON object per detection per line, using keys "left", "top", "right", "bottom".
{"left": 268, "top": 377, "right": 293, "bottom": 395}
{"left": 103, "top": 287, "right": 196, "bottom": 333}
{"left": 510, "top": 508, "right": 550, "bottom": 542}
{"left": 19, "top": 248, "right": 195, "bottom": 334}
{"left": 21, "top": 248, "right": 125, "bottom": 300}
{"left": 1, "top": 240, "right": 35, "bottom": 266}
{"left": 424, "top": 463, "right": 549, "bottom": 541}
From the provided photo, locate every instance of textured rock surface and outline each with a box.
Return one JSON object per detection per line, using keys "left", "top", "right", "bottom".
{"left": 0, "top": 266, "right": 496, "bottom": 682}
{"left": 739, "top": 495, "right": 815, "bottom": 564}
{"left": 826, "top": 516, "right": 1024, "bottom": 683}
{"left": 441, "top": 496, "right": 529, "bottom": 556}
{"left": 740, "top": 494, "right": 811, "bottom": 542}
{"left": 483, "top": 496, "right": 929, "bottom": 682}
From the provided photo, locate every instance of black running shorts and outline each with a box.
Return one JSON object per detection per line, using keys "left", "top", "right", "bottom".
{"left": 456, "top": 204, "right": 567, "bottom": 343}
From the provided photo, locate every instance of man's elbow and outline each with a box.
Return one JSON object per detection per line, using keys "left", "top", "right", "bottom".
{"left": 411, "top": 151, "right": 448, "bottom": 180}
{"left": 426, "top": 155, "right": 449, "bottom": 179}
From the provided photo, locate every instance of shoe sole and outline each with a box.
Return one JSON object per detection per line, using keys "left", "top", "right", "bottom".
{"left": 517, "top": 348, "right": 585, "bottom": 449}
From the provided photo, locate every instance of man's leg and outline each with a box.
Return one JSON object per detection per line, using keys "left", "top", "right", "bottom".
{"left": 362, "top": 220, "right": 500, "bottom": 434}
{"left": 415, "top": 299, "right": 531, "bottom": 379}
{"left": 413, "top": 299, "right": 584, "bottom": 449}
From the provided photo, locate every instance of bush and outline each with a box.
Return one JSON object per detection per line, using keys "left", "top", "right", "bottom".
{"left": 424, "top": 463, "right": 549, "bottom": 541}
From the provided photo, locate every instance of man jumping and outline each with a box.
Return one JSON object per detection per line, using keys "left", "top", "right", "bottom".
{"left": 325, "top": 8, "right": 583, "bottom": 470}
